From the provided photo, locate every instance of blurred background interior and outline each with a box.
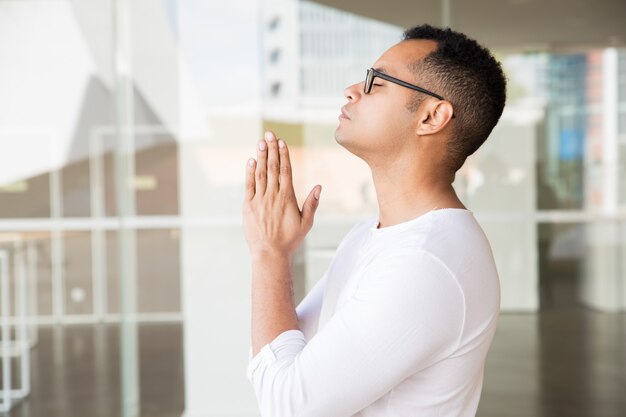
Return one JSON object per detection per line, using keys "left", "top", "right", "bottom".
{"left": 0, "top": 0, "right": 625, "bottom": 416}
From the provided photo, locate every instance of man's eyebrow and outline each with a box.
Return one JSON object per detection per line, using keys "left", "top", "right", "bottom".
{"left": 372, "top": 66, "right": 390, "bottom": 75}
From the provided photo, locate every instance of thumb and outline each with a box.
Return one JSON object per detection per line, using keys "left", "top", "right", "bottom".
{"left": 301, "top": 185, "right": 322, "bottom": 227}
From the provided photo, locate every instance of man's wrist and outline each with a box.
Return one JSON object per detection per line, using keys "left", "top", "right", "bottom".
{"left": 251, "top": 248, "right": 293, "bottom": 285}
{"left": 251, "top": 247, "right": 292, "bottom": 266}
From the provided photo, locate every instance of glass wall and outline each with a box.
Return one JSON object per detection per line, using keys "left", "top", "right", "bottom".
{"left": 0, "top": 0, "right": 183, "bottom": 415}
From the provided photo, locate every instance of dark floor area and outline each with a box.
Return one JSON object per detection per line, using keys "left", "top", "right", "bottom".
{"left": 2, "top": 310, "right": 625, "bottom": 417}
{"left": 3, "top": 323, "right": 185, "bottom": 417}
{"left": 478, "top": 307, "right": 626, "bottom": 417}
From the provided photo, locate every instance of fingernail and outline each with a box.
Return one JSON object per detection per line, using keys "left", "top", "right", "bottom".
{"left": 278, "top": 139, "right": 285, "bottom": 148}
{"left": 265, "top": 131, "right": 274, "bottom": 141}
{"left": 248, "top": 158, "right": 255, "bottom": 167}
{"left": 314, "top": 187, "right": 321, "bottom": 200}
{"left": 259, "top": 141, "right": 266, "bottom": 151}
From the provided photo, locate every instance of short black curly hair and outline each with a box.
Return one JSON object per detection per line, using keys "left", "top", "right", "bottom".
{"left": 402, "top": 24, "right": 507, "bottom": 173}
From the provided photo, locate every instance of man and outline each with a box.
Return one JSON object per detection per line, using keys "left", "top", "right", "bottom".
{"left": 243, "top": 24, "right": 506, "bottom": 417}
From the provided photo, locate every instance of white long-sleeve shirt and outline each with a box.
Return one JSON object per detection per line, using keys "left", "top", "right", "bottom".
{"left": 247, "top": 208, "right": 500, "bottom": 417}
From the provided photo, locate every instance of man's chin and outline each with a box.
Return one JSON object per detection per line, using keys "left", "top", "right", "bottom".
{"left": 334, "top": 129, "right": 347, "bottom": 147}
{"left": 333, "top": 126, "right": 340, "bottom": 141}
{"left": 335, "top": 131, "right": 360, "bottom": 156}
{"left": 334, "top": 122, "right": 351, "bottom": 139}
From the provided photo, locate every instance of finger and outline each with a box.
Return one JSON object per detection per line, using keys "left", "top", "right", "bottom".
{"left": 255, "top": 138, "right": 267, "bottom": 195}
{"left": 245, "top": 158, "right": 256, "bottom": 200}
{"left": 301, "top": 185, "right": 321, "bottom": 229}
{"left": 265, "top": 131, "right": 280, "bottom": 193}
{"left": 277, "top": 139, "right": 294, "bottom": 194}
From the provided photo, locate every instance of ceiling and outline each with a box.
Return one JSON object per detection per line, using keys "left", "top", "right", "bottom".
{"left": 310, "top": 0, "right": 626, "bottom": 52}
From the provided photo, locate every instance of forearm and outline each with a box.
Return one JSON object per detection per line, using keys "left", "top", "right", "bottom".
{"left": 244, "top": 131, "right": 318, "bottom": 358}
{"left": 251, "top": 251, "right": 300, "bottom": 357}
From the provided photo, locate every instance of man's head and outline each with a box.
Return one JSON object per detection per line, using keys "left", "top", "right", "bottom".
{"left": 336, "top": 24, "right": 506, "bottom": 176}
{"left": 402, "top": 25, "right": 507, "bottom": 172}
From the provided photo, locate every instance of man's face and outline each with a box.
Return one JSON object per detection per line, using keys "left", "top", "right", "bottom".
{"left": 335, "top": 39, "right": 438, "bottom": 162}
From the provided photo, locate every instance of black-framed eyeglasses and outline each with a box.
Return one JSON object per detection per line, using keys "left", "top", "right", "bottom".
{"left": 364, "top": 68, "right": 445, "bottom": 101}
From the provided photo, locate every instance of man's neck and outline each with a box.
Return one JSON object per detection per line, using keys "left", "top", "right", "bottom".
{"left": 370, "top": 160, "right": 465, "bottom": 229}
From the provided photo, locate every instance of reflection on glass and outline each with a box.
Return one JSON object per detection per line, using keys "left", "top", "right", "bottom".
{"left": 62, "top": 160, "right": 91, "bottom": 217}
{"left": 135, "top": 141, "right": 179, "bottom": 216}
{"left": 63, "top": 231, "right": 94, "bottom": 315}
{"left": 537, "top": 222, "right": 585, "bottom": 309}
{"left": 0, "top": 173, "right": 51, "bottom": 218}
{"left": 136, "top": 229, "right": 180, "bottom": 313}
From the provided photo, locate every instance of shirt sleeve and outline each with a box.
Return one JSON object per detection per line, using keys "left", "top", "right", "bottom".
{"left": 246, "top": 249, "right": 466, "bottom": 417}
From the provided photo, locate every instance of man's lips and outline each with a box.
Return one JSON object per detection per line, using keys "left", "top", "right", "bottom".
{"left": 339, "top": 107, "right": 351, "bottom": 120}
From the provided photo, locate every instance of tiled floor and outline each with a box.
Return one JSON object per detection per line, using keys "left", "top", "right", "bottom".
{"left": 3, "top": 309, "right": 625, "bottom": 417}
{"left": 4, "top": 323, "right": 185, "bottom": 417}
{"left": 478, "top": 308, "right": 626, "bottom": 417}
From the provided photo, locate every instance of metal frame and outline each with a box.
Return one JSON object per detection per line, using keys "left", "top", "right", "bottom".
{"left": 26, "top": 242, "right": 38, "bottom": 348}
{"left": 0, "top": 250, "right": 10, "bottom": 411}
{"left": 0, "top": 243, "right": 31, "bottom": 412}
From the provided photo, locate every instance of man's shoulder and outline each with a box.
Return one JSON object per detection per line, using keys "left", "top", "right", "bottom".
{"left": 335, "top": 217, "right": 377, "bottom": 249}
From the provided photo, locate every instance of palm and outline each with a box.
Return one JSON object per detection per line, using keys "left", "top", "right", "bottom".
{"left": 242, "top": 132, "right": 321, "bottom": 258}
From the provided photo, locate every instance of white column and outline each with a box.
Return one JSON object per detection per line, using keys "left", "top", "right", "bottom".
{"left": 602, "top": 48, "right": 619, "bottom": 214}
{"left": 441, "top": 0, "right": 452, "bottom": 28}
{"left": 0, "top": 250, "right": 11, "bottom": 412}
{"left": 113, "top": 0, "right": 140, "bottom": 416}
{"left": 581, "top": 48, "right": 623, "bottom": 311}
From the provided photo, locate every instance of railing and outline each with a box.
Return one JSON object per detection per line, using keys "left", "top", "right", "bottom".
{"left": 0, "top": 239, "right": 37, "bottom": 412}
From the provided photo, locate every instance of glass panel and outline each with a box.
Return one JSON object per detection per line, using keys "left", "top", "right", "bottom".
{"left": 0, "top": 235, "right": 19, "bottom": 318}
{"left": 136, "top": 229, "right": 180, "bottom": 313}
{"left": 0, "top": 173, "right": 51, "bottom": 218}
{"left": 538, "top": 222, "right": 585, "bottom": 309}
{"left": 63, "top": 231, "right": 94, "bottom": 315}
{"left": 26, "top": 231, "right": 54, "bottom": 317}
{"left": 0, "top": 233, "right": 44, "bottom": 319}
{"left": 61, "top": 159, "right": 91, "bottom": 217}
{"left": 620, "top": 142, "right": 626, "bottom": 206}
{"left": 134, "top": 140, "right": 179, "bottom": 216}
{"left": 103, "top": 151, "right": 118, "bottom": 218}
{"left": 106, "top": 228, "right": 181, "bottom": 315}
{"left": 105, "top": 230, "right": 119, "bottom": 315}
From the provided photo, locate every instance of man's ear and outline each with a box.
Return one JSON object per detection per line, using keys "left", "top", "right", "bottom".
{"left": 415, "top": 100, "right": 454, "bottom": 136}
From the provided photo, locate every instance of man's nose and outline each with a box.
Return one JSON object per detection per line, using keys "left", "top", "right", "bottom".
{"left": 343, "top": 81, "right": 363, "bottom": 102}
